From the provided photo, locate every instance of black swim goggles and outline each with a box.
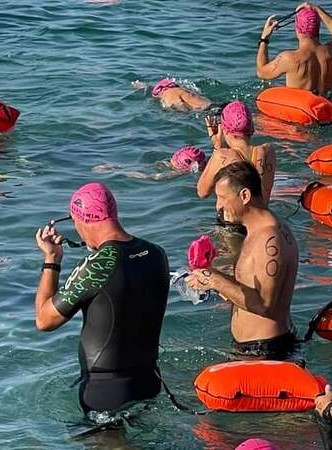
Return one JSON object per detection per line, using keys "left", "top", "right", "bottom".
{"left": 47, "top": 216, "right": 86, "bottom": 248}
{"left": 276, "top": 7, "right": 304, "bottom": 30}
{"left": 204, "top": 102, "right": 230, "bottom": 121}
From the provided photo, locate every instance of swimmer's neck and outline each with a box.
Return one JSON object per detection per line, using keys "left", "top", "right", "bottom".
{"left": 241, "top": 201, "right": 268, "bottom": 229}
{"left": 225, "top": 135, "right": 251, "bottom": 154}
{"left": 297, "top": 34, "right": 320, "bottom": 47}
{"left": 79, "top": 220, "right": 133, "bottom": 250}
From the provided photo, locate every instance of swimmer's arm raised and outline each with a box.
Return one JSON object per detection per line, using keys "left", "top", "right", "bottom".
{"left": 257, "top": 49, "right": 292, "bottom": 80}
{"left": 35, "top": 269, "right": 68, "bottom": 331}
{"left": 197, "top": 149, "right": 227, "bottom": 198}
{"left": 256, "top": 16, "right": 294, "bottom": 80}
{"left": 35, "top": 227, "right": 67, "bottom": 331}
{"left": 197, "top": 119, "right": 227, "bottom": 198}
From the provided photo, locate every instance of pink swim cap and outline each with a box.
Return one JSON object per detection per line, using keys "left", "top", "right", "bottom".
{"left": 221, "top": 100, "right": 254, "bottom": 137}
{"left": 295, "top": 7, "right": 320, "bottom": 38}
{"left": 187, "top": 235, "right": 217, "bottom": 270}
{"left": 170, "top": 146, "right": 206, "bottom": 173}
{"left": 235, "top": 438, "right": 279, "bottom": 450}
{"left": 70, "top": 182, "right": 117, "bottom": 223}
{"left": 152, "top": 78, "right": 179, "bottom": 97}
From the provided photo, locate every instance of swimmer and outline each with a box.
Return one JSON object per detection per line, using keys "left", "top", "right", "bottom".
{"left": 187, "top": 161, "right": 300, "bottom": 361}
{"left": 132, "top": 78, "right": 213, "bottom": 111}
{"left": 92, "top": 145, "right": 207, "bottom": 180}
{"left": 197, "top": 100, "right": 276, "bottom": 206}
{"left": 256, "top": 4, "right": 332, "bottom": 96}
{"left": 34, "top": 182, "right": 170, "bottom": 416}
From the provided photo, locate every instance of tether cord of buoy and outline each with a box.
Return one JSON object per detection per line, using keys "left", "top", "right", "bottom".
{"left": 154, "top": 368, "right": 211, "bottom": 415}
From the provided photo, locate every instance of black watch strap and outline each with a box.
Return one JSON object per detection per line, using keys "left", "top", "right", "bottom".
{"left": 41, "top": 263, "right": 61, "bottom": 273}
{"left": 258, "top": 37, "right": 269, "bottom": 47}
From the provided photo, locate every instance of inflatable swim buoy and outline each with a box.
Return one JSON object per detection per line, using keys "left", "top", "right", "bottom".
{"left": 194, "top": 360, "right": 326, "bottom": 412}
{"left": 300, "top": 181, "right": 332, "bottom": 228}
{"left": 305, "top": 300, "right": 332, "bottom": 342}
{"left": 0, "top": 102, "right": 20, "bottom": 133}
{"left": 306, "top": 144, "right": 332, "bottom": 175}
{"left": 256, "top": 87, "right": 332, "bottom": 125}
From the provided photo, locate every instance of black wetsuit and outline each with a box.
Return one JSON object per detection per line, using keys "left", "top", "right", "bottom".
{"left": 53, "top": 237, "right": 169, "bottom": 414}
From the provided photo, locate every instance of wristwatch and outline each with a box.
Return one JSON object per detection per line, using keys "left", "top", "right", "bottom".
{"left": 41, "top": 262, "right": 61, "bottom": 273}
{"left": 258, "top": 37, "right": 269, "bottom": 47}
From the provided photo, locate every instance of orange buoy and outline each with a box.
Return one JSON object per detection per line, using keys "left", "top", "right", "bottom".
{"left": 315, "top": 306, "right": 332, "bottom": 340}
{"left": 305, "top": 300, "right": 332, "bottom": 342}
{"left": 194, "top": 360, "right": 326, "bottom": 412}
{"left": 300, "top": 181, "right": 332, "bottom": 228}
{"left": 0, "top": 102, "right": 20, "bottom": 133}
{"left": 256, "top": 87, "right": 332, "bottom": 125}
{"left": 306, "top": 144, "right": 332, "bottom": 175}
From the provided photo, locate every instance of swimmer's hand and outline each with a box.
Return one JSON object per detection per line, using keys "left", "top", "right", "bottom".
{"left": 186, "top": 268, "right": 218, "bottom": 291}
{"left": 261, "top": 15, "right": 279, "bottom": 39}
{"left": 296, "top": 2, "right": 312, "bottom": 12}
{"left": 36, "top": 224, "right": 63, "bottom": 263}
{"left": 131, "top": 80, "right": 148, "bottom": 90}
{"left": 315, "top": 384, "right": 332, "bottom": 416}
{"left": 205, "top": 116, "right": 223, "bottom": 151}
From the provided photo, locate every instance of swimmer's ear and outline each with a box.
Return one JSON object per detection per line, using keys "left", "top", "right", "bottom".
{"left": 239, "top": 187, "right": 251, "bottom": 205}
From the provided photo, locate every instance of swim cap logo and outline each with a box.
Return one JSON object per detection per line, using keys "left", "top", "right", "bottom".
{"left": 70, "top": 182, "right": 118, "bottom": 223}
{"left": 129, "top": 250, "right": 149, "bottom": 259}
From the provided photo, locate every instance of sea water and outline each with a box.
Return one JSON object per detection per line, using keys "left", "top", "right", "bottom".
{"left": 1, "top": 0, "right": 332, "bottom": 448}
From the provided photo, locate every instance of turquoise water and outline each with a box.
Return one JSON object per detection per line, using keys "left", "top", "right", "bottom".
{"left": 1, "top": 0, "right": 332, "bottom": 448}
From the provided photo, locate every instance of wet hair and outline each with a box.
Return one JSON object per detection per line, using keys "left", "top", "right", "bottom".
{"left": 213, "top": 161, "right": 262, "bottom": 198}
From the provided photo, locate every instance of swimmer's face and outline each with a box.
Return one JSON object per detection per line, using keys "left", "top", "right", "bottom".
{"left": 215, "top": 178, "right": 247, "bottom": 223}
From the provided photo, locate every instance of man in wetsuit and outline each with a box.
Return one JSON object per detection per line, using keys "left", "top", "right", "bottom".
{"left": 187, "top": 161, "right": 299, "bottom": 360}
{"left": 34, "top": 182, "right": 169, "bottom": 415}
{"left": 256, "top": 4, "right": 332, "bottom": 96}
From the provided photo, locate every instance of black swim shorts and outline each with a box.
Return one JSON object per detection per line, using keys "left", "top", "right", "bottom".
{"left": 228, "top": 331, "right": 303, "bottom": 364}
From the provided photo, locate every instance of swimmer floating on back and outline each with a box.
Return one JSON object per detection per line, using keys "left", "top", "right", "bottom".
{"left": 132, "top": 78, "right": 215, "bottom": 111}
{"left": 92, "top": 145, "right": 207, "bottom": 180}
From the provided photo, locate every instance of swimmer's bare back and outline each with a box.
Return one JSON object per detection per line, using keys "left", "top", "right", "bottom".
{"left": 159, "top": 87, "right": 212, "bottom": 111}
{"left": 131, "top": 80, "right": 212, "bottom": 111}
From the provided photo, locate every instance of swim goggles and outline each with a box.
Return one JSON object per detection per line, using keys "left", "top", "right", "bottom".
{"left": 47, "top": 216, "right": 86, "bottom": 248}
{"left": 276, "top": 7, "right": 304, "bottom": 30}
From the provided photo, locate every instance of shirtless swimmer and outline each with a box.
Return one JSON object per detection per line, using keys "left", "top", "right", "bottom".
{"left": 187, "top": 161, "right": 300, "bottom": 361}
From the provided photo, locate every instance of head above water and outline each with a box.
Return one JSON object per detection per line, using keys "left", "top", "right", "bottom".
{"left": 235, "top": 438, "right": 279, "bottom": 450}
{"left": 221, "top": 100, "right": 254, "bottom": 137}
{"left": 70, "top": 182, "right": 118, "bottom": 224}
{"left": 214, "top": 161, "right": 262, "bottom": 199}
{"left": 171, "top": 146, "right": 207, "bottom": 173}
{"left": 152, "top": 78, "right": 179, "bottom": 97}
{"left": 295, "top": 6, "right": 320, "bottom": 39}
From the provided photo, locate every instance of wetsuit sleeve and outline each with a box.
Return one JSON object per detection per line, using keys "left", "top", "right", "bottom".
{"left": 52, "top": 245, "right": 119, "bottom": 319}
